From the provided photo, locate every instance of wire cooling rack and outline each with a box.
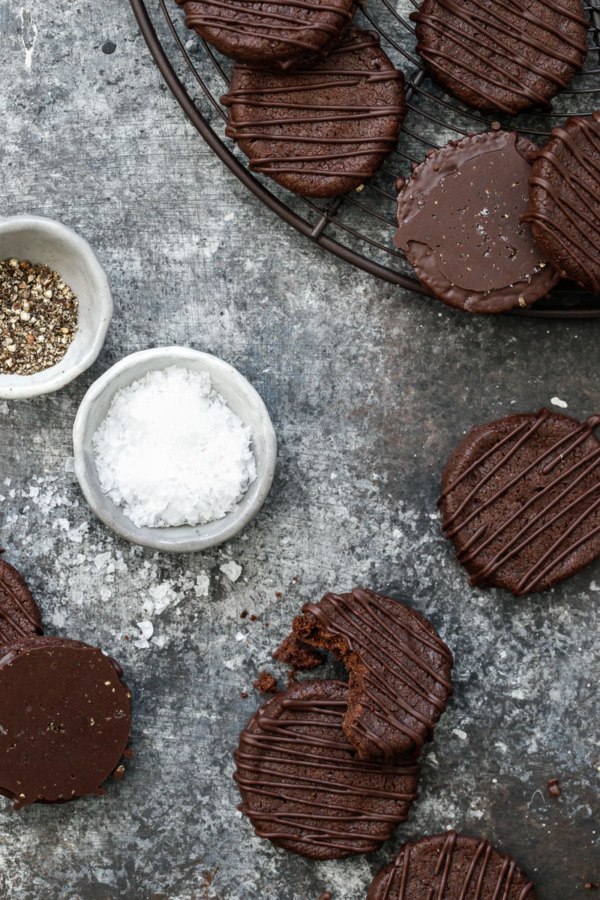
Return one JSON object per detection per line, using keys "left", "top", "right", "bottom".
{"left": 130, "top": 0, "right": 600, "bottom": 318}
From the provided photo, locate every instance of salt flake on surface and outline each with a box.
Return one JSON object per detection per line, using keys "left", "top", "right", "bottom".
{"left": 551, "top": 397, "right": 568, "bottom": 408}
{"left": 220, "top": 560, "right": 242, "bottom": 582}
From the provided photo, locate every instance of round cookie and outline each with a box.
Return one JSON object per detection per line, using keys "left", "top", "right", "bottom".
{"left": 394, "top": 130, "right": 560, "bottom": 314}
{"left": 0, "top": 557, "right": 43, "bottom": 645}
{"left": 412, "top": 0, "right": 588, "bottom": 115}
{"left": 221, "top": 28, "right": 406, "bottom": 198}
{"left": 176, "top": 0, "right": 357, "bottom": 72}
{"left": 0, "top": 636, "right": 131, "bottom": 809}
{"left": 439, "top": 409, "right": 600, "bottom": 596}
{"left": 524, "top": 112, "right": 600, "bottom": 293}
{"left": 233, "top": 679, "right": 420, "bottom": 859}
{"left": 293, "top": 588, "right": 453, "bottom": 761}
{"left": 367, "top": 831, "right": 535, "bottom": 900}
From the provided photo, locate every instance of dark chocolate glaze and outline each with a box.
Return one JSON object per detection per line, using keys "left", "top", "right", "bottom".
{"left": 233, "top": 679, "right": 420, "bottom": 859}
{"left": 439, "top": 409, "right": 600, "bottom": 595}
{"left": 412, "top": 0, "right": 588, "bottom": 115}
{"left": 394, "top": 130, "right": 560, "bottom": 313}
{"left": 0, "top": 558, "right": 43, "bottom": 645}
{"left": 524, "top": 110, "right": 600, "bottom": 294}
{"left": 367, "top": 831, "right": 535, "bottom": 900}
{"left": 294, "top": 587, "right": 453, "bottom": 761}
{"left": 221, "top": 29, "right": 406, "bottom": 198}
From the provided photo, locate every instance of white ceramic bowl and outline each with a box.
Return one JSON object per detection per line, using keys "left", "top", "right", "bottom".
{"left": 0, "top": 215, "right": 113, "bottom": 399}
{"left": 73, "top": 346, "right": 278, "bottom": 552}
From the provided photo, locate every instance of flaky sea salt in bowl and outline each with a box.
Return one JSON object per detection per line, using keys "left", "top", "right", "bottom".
{"left": 73, "top": 347, "right": 277, "bottom": 552}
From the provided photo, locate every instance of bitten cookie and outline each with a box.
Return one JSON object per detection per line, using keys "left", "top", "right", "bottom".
{"left": 175, "top": 0, "right": 356, "bottom": 72}
{"left": 0, "top": 558, "right": 43, "bottom": 645}
{"left": 394, "top": 130, "right": 560, "bottom": 313}
{"left": 233, "top": 679, "right": 420, "bottom": 859}
{"left": 221, "top": 28, "right": 406, "bottom": 198}
{"left": 292, "top": 588, "right": 453, "bottom": 761}
{"left": 367, "top": 831, "right": 535, "bottom": 900}
{"left": 412, "top": 0, "right": 588, "bottom": 114}
{"left": 524, "top": 111, "right": 600, "bottom": 293}
{"left": 439, "top": 409, "right": 600, "bottom": 596}
{"left": 0, "top": 636, "right": 132, "bottom": 809}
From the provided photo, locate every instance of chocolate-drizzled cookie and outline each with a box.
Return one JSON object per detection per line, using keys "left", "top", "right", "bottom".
{"left": 292, "top": 588, "right": 453, "bottom": 761}
{"left": 0, "top": 636, "right": 131, "bottom": 809}
{"left": 233, "top": 679, "right": 420, "bottom": 859}
{"left": 221, "top": 28, "right": 406, "bottom": 198}
{"left": 524, "top": 112, "right": 600, "bottom": 293}
{"left": 394, "top": 130, "right": 560, "bottom": 314}
{"left": 367, "top": 831, "right": 535, "bottom": 900}
{"left": 0, "top": 557, "right": 42, "bottom": 645}
{"left": 175, "top": 0, "right": 356, "bottom": 72}
{"left": 439, "top": 409, "right": 600, "bottom": 596}
{"left": 412, "top": 0, "right": 588, "bottom": 115}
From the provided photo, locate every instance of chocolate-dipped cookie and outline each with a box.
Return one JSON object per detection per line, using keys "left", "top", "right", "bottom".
{"left": 176, "top": 0, "right": 356, "bottom": 72}
{"left": 524, "top": 111, "right": 600, "bottom": 293}
{"left": 412, "top": 0, "right": 588, "bottom": 115}
{"left": 439, "top": 409, "right": 600, "bottom": 596}
{"left": 221, "top": 28, "right": 406, "bottom": 198}
{"left": 233, "top": 679, "right": 420, "bottom": 859}
{"left": 0, "top": 636, "right": 131, "bottom": 809}
{"left": 394, "top": 130, "right": 560, "bottom": 313}
{"left": 367, "top": 831, "right": 535, "bottom": 900}
{"left": 0, "top": 557, "right": 42, "bottom": 645}
{"left": 292, "top": 588, "right": 453, "bottom": 761}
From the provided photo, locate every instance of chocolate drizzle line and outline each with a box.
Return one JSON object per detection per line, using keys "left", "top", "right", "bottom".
{"left": 439, "top": 410, "right": 600, "bottom": 596}
{"left": 302, "top": 588, "right": 452, "bottom": 757}
{"left": 234, "top": 685, "right": 420, "bottom": 853}
{"left": 412, "top": 0, "right": 588, "bottom": 114}
{"left": 0, "top": 568, "right": 41, "bottom": 640}
{"left": 523, "top": 112, "right": 600, "bottom": 293}
{"left": 178, "top": 0, "right": 354, "bottom": 54}
{"left": 379, "top": 831, "right": 535, "bottom": 899}
{"left": 221, "top": 33, "right": 404, "bottom": 178}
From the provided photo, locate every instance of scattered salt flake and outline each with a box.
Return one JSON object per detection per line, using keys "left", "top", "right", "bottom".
{"left": 452, "top": 728, "right": 467, "bottom": 741}
{"left": 590, "top": 581, "right": 599, "bottom": 592}
{"left": 134, "top": 620, "right": 154, "bottom": 649}
{"left": 195, "top": 572, "right": 210, "bottom": 597}
{"left": 224, "top": 212, "right": 235, "bottom": 222}
{"left": 0, "top": 402, "right": 8, "bottom": 415}
{"left": 234, "top": 810, "right": 243, "bottom": 818}
{"left": 3, "top": 478, "right": 10, "bottom": 486}
{"left": 94, "top": 551, "right": 113, "bottom": 570}
{"left": 220, "top": 560, "right": 242, "bottom": 582}
{"left": 223, "top": 656, "right": 243, "bottom": 670}
{"left": 236, "top": 631, "right": 247, "bottom": 642}
{"left": 64, "top": 456, "right": 75, "bottom": 474}
{"left": 151, "top": 634, "right": 167, "bottom": 649}
{"left": 148, "top": 582, "right": 179, "bottom": 615}
{"left": 551, "top": 397, "right": 568, "bottom": 409}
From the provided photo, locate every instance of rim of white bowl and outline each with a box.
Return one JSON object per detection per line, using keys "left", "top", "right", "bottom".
{"left": 73, "top": 346, "right": 278, "bottom": 552}
{"left": 0, "top": 215, "right": 113, "bottom": 400}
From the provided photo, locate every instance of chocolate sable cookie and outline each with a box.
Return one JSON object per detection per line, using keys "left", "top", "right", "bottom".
{"left": 176, "top": 0, "right": 356, "bottom": 72}
{"left": 524, "top": 112, "right": 600, "bottom": 293}
{"left": 293, "top": 588, "right": 453, "bottom": 761}
{"left": 394, "top": 130, "right": 560, "bottom": 314}
{"left": 0, "top": 558, "right": 42, "bottom": 645}
{"left": 221, "top": 28, "right": 406, "bottom": 198}
{"left": 412, "top": 0, "right": 588, "bottom": 115}
{"left": 0, "top": 636, "right": 131, "bottom": 809}
{"left": 233, "top": 679, "right": 420, "bottom": 859}
{"left": 439, "top": 409, "right": 600, "bottom": 596}
{"left": 367, "top": 831, "right": 535, "bottom": 900}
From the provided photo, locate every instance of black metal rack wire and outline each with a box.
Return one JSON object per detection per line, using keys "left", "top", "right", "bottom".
{"left": 130, "top": 0, "right": 600, "bottom": 318}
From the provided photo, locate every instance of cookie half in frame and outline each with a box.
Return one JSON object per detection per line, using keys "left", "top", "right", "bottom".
{"left": 367, "top": 831, "right": 535, "bottom": 900}
{"left": 176, "top": 0, "right": 357, "bottom": 72}
{"left": 233, "top": 679, "right": 420, "bottom": 860}
{"left": 394, "top": 130, "right": 560, "bottom": 313}
{"left": 412, "top": 0, "right": 588, "bottom": 115}
{"left": 439, "top": 409, "right": 600, "bottom": 596}
{"left": 0, "top": 557, "right": 43, "bottom": 646}
{"left": 221, "top": 28, "right": 406, "bottom": 198}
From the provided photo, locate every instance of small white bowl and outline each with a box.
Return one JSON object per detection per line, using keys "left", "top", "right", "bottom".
{"left": 73, "top": 346, "right": 278, "bottom": 552}
{"left": 0, "top": 215, "right": 113, "bottom": 399}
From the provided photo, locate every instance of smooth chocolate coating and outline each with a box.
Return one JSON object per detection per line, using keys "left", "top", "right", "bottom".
{"left": 234, "top": 679, "right": 420, "bottom": 859}
{"left": 412, "top": 0, "right": 588, "bottom": 115}
{"left": 221, "top": 28, "right": 406, "bottom": 198}
{"left": 394, "top": 130, "right": 560, "bottom": 313}
{"left": 293, "top": 588, "right": 453, "bottom": 761}
{"left": 367, "top": 831, "right": 535, "bottom": 900}
{"left": 0, "top": 558, "right": 42, "bottom": 645}
{"left": 0, "top": 636, "right": 131, "bottom": 809}
{"left": 439, "top": 409, "right": 600, "bottom": 595}
{"left": 524, "top": 110, "right": 600, "bottom": 293}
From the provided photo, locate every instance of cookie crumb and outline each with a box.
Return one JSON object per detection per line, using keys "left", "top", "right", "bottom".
{"left": 250, "top": 614, "right": 258, "bottom": 621}
{"left": 585, "top": 883, "right": 599, "bottom": 890}
{"left": 253, "top": 671, "right": 278, "bottom": 694}
{"left": 241, "top": 692, "right": 248, "bottom": 699}
{"left": 240, "top": 610, "right": 248, "bottom": 619}
{"left": 273, "top": 632, "right": 325, "bottom": 670}
{"left": 548, "top": 777, "right": 561, "bottom": 797}
{"left": 123, "top": 748, "right": 135, "bottom": 759}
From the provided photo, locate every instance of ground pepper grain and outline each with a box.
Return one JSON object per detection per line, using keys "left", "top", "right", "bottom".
{"left": 0, "top": 258, "right": 78, "bottom": 375}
